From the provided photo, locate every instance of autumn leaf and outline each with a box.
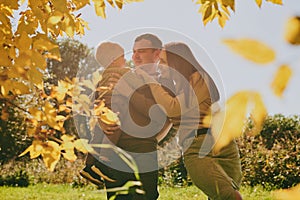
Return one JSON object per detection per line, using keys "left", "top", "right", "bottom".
{"left": 196, "top": 0, "right": 234, "bottom": 28}
{"left": 271, "top": 65, "right": 293, "bottom": 97}
{"left": 59, "top": 135, "right": 77, "bottom": 161}
{"left": 101, "top": 108, "right": 121, "bottom": 125}
{"left": 72, "top": 0, "right": 90, "bottom": 10}
{"left": 223, "top": 38, "right": 276, "bottom": 64}
{"left": 74, "top": 139, "right": 95, "bottom": 154}
{"left": 47, "top": 11, "right": 64, "bottom": 25}
{"left": 266, "top": 0, "right": 283, "bottom": 5}
{"left": 29, "top": 107, "right": 44, "bottom": 121}
{"left": 19, "top": 140, "right": 44, "bottom": 159}
{"left": 284, "top": 16, "right": 300, "bottom": 45}
{"left": 93, "top": 0, "right": 106, "bottom": 18}
{"left": 41, "top": 141, "right": 61, "bottom": 172}
{"left": 115, "top": 0, "right": 124, "bottom": 9}
{"left": 92, "top": 71, "right": 102, "bottom": 86}
{"left": 204, "top": 91, "right": 267, "bottom": 153}
{"left": 255, "top": 0, "right": 262, "bottom": 7}
{"left": 16, "top": 31, "right": 32, "bottom": 51}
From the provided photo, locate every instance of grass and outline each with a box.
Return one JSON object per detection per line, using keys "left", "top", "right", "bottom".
{"left": 0, "top": 184, "right": 274, "bottom": 200}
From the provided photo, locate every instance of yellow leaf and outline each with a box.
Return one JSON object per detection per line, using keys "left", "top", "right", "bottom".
{"left": 0, "top": 47, "right": 12, "bottom": 67}
{"left": 47, "top": 11, "right": 64, "bottom": 25}
{"left": 51, "top": 0, "right": 68, "bottom": 12}
{"left": 26, "top": 119, "right": 40, "bottom": 136}
{"left": 92, "top": 71, "right": 102, "bottom": 86}
{"left": 272, "top": 184, "right": 300, "bottom": 200}
{"left": 46, "top": 47, "right": 61, "bottom": 61}
{"left": 101, "top": 109, "right": 121, "bottom": 125}
{"left": 93, "top": 0, "right": 106, "bottom": 18}
{"left": 28, "top": 67, "right": 43, "bottom": 85}
{"left": 19, "top": 140, "right": 43, "bottom": 159}
{"left": 266, "top": 0, "right": 283, "bottom": 5}
{"left": 218, "top": 11, "right": 228, "bottom": 28}
{"left": 33, "top": 35, "right": 59, "bottom": 51}
{"left": 207, "top": 91, "right": 267, "bottom": 153}
{"left": 62, "top": 150, "right": 77, "bottom": 162}
{"left": 223, "top": 38, "right": 276, "bottom": 64}
{"left": 29, "top": 107, "right": 44, "bottom": 121}
{"left": 115, "top": 0, "right": 124, "bottom": 9}
{"left": 255, "top": 0, "right": 262, "bottom": 7}
{"left": 12, "top": 81, "right": 30, "bottom": 95}
{"left": 74, "top": 139, "right": 95, "bottom": 154}
{"left": 0, "top": 0, "right": 19, "bottom": 9}
{"left": 60, "top": 13, "right": 76, "bottom": 37}
{"left": 107, "top": 0, "right": 115, "bottom": 7}
{"left": 82, "top": 79, "right": 96, "bottom": 90}
{"left": 52, "top": 80, "right": 73, "bottom": 102}
{"left": 94, "top": 100, "right": 105, "bottom": 116}
{"left": 16, "top": 31, "right": 32, "bottom": 51}
{"left": 202, "top": 4, "right": 213, "bottom": 24}
{"left": 60, "top": 139, "right": 77, "bottom": 161}
{"left": 41, "top": 141, "right": 61, "bottom": 172}
{"left": 1, "top": 80, "right": 13, "bottom": 97}
{"left": 31, "top": 51, "right": 47, "bottom": 70}
{"left": 271, "top": 65, "right": 293, "bottom": 97}
{"left": 72, "top": 0, "right": 90, "bottom": 10}
{"left": 61, "top": 134, "right": 76, "bottom": 142}
{"left": 249, "top": 93, "right": 267, "bottom": 135}
{"left": 12, "top": 52, "right": 31, "bottom": 76}
{"left": 221, "top": 0, "right": 235, "bottom": 11}
{"left": 284, "top": 16, "right": 300, "bottom": 45}
{"left": 16, "top": 12, "right": 39, "bottom": 35}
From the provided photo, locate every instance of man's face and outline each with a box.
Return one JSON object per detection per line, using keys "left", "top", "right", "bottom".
{"left": 132, "top": 39, "right": 160, "bottom": 67}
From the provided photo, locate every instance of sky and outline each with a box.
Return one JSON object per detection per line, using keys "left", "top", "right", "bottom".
{"left": 76, "top": 0, "right": 300, "bottom": 115}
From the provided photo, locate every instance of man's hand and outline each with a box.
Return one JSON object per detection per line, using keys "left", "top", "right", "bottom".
{"left": 98, "top": 118, "right": 120, "bottom": 135}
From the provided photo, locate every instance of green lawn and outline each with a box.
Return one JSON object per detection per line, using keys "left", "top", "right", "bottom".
{"left": 0, "top": 184, "right": 274, "bottom": 200}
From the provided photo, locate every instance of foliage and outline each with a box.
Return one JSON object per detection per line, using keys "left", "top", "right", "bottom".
{"left": 0, "top": 170, "right": 30, "bottom": 187}
{"left": 0, "top": 156, "right": 91, "bottom": 186}
{"left": 46, "top": 38, "right": 98, "bottom": 83}
{"left": 0, "top": 0, "right": 141, "bottom": 171}
{"left": 195, "top": 0, "right": 282, "bottom": 28}
{"left": 0, "top": 103, "right": 32, "bottom": 164}
{"left": 238, "top": 114, "right": 300, "bottom": 190}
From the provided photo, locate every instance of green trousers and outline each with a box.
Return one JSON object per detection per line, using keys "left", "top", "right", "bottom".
{"left": 183, "top": 133, "right": 242, "bottom": 200}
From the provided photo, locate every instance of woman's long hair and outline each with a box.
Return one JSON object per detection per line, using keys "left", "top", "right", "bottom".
{"left": 164, "top": 42, "right": 220, "bottom": 105}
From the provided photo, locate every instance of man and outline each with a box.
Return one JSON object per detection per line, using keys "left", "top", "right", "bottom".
{"left": 97, "top": 33, "right": 173, "bottom": 200}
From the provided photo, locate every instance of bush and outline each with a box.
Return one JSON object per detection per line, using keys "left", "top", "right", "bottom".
{"left": 238, "top": 114, "right": 300, "bottom": 190}
{"left": 0, "top": 156, "right": 94, "bottom": 187}
{"left": 0, "top": 170, "right": 29, "bottom": 187}
{"left": 0, "top": 103, "right": 32, "bottom": 165}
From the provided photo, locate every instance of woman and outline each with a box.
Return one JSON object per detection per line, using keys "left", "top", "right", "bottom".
{"left": 135, "top": 42, "right": 243, "bottom": 200}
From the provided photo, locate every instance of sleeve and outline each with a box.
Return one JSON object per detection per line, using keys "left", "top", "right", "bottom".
{"left": 148, "top": 77, "right": 209, "bottom": 118}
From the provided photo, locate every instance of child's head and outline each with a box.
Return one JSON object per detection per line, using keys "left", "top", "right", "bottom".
{"left": 95, "top": 42, "right": 125, "bottom": 68}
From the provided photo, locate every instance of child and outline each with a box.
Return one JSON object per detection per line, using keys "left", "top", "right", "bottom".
{"left": 80, "top": 42, "right": 129, "bottom": 186}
